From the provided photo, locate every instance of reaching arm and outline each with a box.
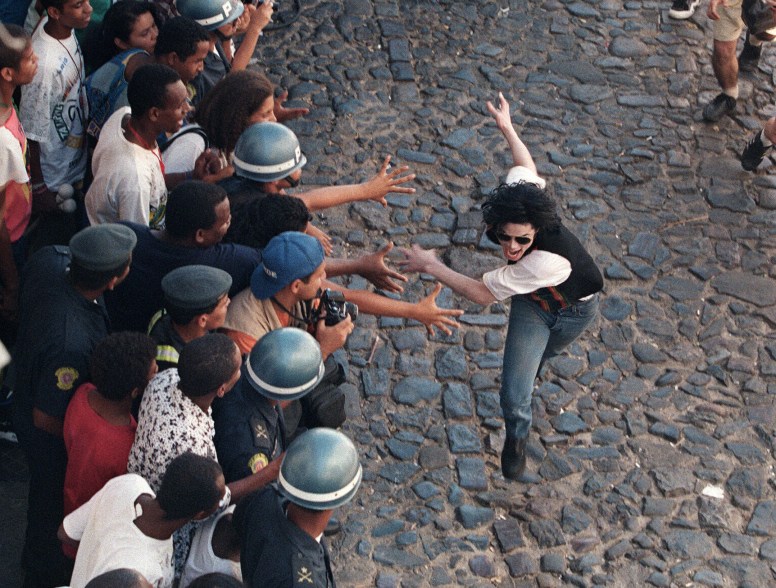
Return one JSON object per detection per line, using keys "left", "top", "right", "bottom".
{"left": 297, "top": 156, "right": 415, "bottom": 211}
{"left": 230, "top": 2, "right": 273, "bottom": 72}
{"left": 486, "top": 92, "right": 537, "bottom": 174}
{"left": 326, "top": 242, "right": 408, "bottom": 294}
{"left": 227, "top": 454, "right": 282, "bottom": 503}
{"left": 323, "top": 280, "right": 463, "bottom": 336}
{"left": 398, "top": 244, "right": 497, "bottom": 306}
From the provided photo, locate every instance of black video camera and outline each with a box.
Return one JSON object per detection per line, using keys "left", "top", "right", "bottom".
{"left": 313, "top": 289, "right": 358, "bottom": 326}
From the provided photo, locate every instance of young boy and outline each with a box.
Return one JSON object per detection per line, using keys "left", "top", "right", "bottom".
{"left": 19, "top": 0, "right": 92, "bottom": 209}
{"left": 0, "top": 24, "right": 37, "bottom": 319}
{"left": 62, "top": 332, "right": 157, "bottom": 520}
{"left": 59, "top": 452, "right": 228, "bottom": 588}
{"left": 85, "top": 64, "right": 221, "bottom": 228}
{"left": 86, "top": 16, "right": 210, "bottom": 141}
{"left": 176, "top": 0, "right": 273, "bottom": 106}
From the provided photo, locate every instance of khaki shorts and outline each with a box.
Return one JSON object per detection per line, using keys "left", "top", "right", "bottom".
{"left": 714, "top": 0, "right": 776, "bottom": 42}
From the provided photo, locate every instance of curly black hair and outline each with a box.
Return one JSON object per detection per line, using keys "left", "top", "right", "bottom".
{"left": 195, "top": 70, "right": 274, "bottom": 155}
{"left": 482, "top": 181, "right": 561, "bottom": 244}
{"left": 90, "top": 332, "right": 157, "bottom": 401}
{"left": 224, "top": 194, "right": 310, "bottom": 249}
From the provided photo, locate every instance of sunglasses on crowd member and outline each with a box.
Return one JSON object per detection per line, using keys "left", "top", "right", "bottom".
{"left": 496, "top": 232, "right": 533, "bottom": 245}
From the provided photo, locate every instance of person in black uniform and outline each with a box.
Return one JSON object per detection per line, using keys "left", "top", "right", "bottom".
{"left": 400, "top": 93, "right": 603, "bottom": 482}
{"left": 148, "top": 265, "right": 232, "bottom": 372}
{"left": 11, "top": 223, "right": 137, "bottom": 588}
{"left": 212, "top": 328, "right": 325, "bottom": 484}
{"left": 234, "top": 428, "right": 362, "bottom": 588}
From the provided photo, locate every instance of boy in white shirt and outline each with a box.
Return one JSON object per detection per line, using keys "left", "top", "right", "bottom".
{"left": 59, "top": 452, "right": 227, "bottom": 588}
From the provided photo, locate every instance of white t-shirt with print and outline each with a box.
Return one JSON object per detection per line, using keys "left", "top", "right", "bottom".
{"left": 86, "top": 107, "right": 167, "bottom": 228}
{"left": 19, "top": 22, "right": 87, "bottom": 190}
{"left": 64, "top": 474, "right": 174, "bottom": 588}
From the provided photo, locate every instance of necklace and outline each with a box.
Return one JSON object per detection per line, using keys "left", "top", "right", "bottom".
{"left": 126, "top": 120, "right": 165, "bottom": 175}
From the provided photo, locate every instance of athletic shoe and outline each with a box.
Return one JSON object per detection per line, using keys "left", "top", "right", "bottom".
{"left": 741, "top": 130, "right": 772, "bottom": 171}
{"left": 703, "top": 93, "right": 737, "bottom": 122}
{"left": 739, "top": 36, "right": 762, "bottom": 73}
{"left": 669, "top": 0, "right": 700, "bottom": 20}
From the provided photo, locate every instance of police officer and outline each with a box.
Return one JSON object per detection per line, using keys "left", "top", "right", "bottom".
{"left": 148, "top": 265, "right": 232, "bottom": 371}
{"left": 212, "top": 327, "right": 325, "bottom": 484}
{"left": 234, "top": 428, "right": 362, "bottom": 588}
{"left": 11, "top": 223, "right": 137, "bottom": 588}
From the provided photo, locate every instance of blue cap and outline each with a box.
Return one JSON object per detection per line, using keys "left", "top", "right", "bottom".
{"left": 250, "top": 232, "right": 324, "bottom": 300}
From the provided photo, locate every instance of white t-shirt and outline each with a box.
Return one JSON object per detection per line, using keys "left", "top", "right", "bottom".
{"left": 0, "top": 121, "right": 28, "bottom": 187}
{"left": 19, "top": 23, "right": 87, "bottom": 190}
{"left": 482, "top": 250, "right": 571, "bottom": 302}
{"left": 86, "top": 107, "right": 167, "bottom": 228}
{"left": 505, "top": 165, "right": 546, "bottom": 189}
{"left": 161, "top": 126, "right": 207, "bottom": 174}
{"left": 179, "top": 506, "right": 242, "bottom": 587}
{"left": 64, "top": 474, "right": 174, "bottom": 588}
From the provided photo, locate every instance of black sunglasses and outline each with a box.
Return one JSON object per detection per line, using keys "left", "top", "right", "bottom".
{"left": 496, "top": 232, "right": 533, "bottom": 245}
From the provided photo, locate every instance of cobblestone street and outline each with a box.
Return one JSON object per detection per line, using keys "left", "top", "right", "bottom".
{"left": 3, "top": 0, "right": 776, "bottom": 586}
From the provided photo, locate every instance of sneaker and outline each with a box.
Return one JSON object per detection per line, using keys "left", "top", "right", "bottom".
{"left": 501, "top": 436, "right": 527, "bottom": 481}
{"left": 703, "top": 93, "right": 737, "bottom": 122}
{"left": 739, "top": 36, "right": 762, "bottom": 73}
{"left": 741, "top": 130, "right": 772, "bottom": 171}
{"left": 669, "top": 0, "right": 700, "bottom": 19}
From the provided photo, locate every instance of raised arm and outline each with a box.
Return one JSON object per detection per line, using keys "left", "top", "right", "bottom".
{"left": 399, "top": 244, "right": 496, "bottom": 306}
{"left": 486, "top": 92, "right": 537, "bottom": 175}
{"left": 297, "top": 156, "right": 415, "bottom": 211}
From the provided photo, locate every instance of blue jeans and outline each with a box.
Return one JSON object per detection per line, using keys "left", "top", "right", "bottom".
{"left": 500, "top": 294, "right": 599, "bottom": 439}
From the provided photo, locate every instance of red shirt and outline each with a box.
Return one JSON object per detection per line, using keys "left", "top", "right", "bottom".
{"left": 62, "top": 384, "right": 137, "bottom": 556}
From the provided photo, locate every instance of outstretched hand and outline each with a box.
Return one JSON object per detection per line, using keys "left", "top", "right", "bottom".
{"left": 414, "top": 283, "right": 463, "bottom": 336}
{"left": 397, "top": 244, "right": 442, "bottom": 275}
{"left": 364, "top": 156, "right": 416, "bottom": 206}
{"left": 357, "top": 242, "right": 408, "bottom": 294}
{"left": 274, "top": 90, "right": 309, "bottom": 122}
{"left": 486, "top": 92, "right": 512, "bottom": 131}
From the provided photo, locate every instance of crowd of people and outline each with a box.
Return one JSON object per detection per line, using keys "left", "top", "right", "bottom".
{"left": 0, "top": 0, "right": 463, "bottom": 585}
{"left": 2, "top": 0, "right": 768, "bottom": 586}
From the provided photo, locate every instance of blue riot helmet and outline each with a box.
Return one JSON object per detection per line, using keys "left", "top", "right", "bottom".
{"left": 232, "top": 122, "right": 307, "bottom": 183}
{"left": 279, "top": 428, "right": 362, "bottom": 510}
{"left": 245, "top": 327, "right": 324, "bottom": 401}
{"left": 175, "top": 0, "right": 244, "bottom": 31}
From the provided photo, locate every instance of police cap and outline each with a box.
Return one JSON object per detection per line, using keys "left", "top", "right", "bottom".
{"left": 162, "top": 265, "right": 232, "bottom": 312}
{"left": 69, "top": 224, "right": 137, "bottom": 271}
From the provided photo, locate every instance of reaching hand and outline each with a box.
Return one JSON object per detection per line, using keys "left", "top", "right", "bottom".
{"left": 274, "top": 90, "right": 309, "bottom": 122}
{"left": 363, "top": 156, "right": 416, "bottom": 206}
{"left": 251, "top": 0, "right": 274, "bottom": 31}
{"left": 413, "top": 283, "right": 463, "bottom": 336}
{"left": 486, "top": 92, "right": 513, "bottom": 131}
{"left": 306, "top": 222, "right": 333, "bottom": 256}
{"left": 397, "top": 244, "right": 441, "bottom": 275}
{"left": 357, "top": 242, "right": 408, "bottom": 294}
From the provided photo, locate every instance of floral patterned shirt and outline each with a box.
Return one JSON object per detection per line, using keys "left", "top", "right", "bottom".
{"left": 127, "top": 369, "right": 218, "bottom": 577}
{"left": 128, "top": 369, "right": 216, "bottom": 491}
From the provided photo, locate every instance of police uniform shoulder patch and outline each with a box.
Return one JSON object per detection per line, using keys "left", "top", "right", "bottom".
{"left": 292, "top": 552, "right": 316, "bottom": 586}
{"left": 248, "top": 452, "right": 269, "bottom": 474}
{"left": 55, "top": 367, "right": 79, "bottom": 391}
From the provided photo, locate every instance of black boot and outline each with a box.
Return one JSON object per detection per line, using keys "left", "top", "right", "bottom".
{"left": 501, "top": 436, "right": 527, "bottom": 481}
